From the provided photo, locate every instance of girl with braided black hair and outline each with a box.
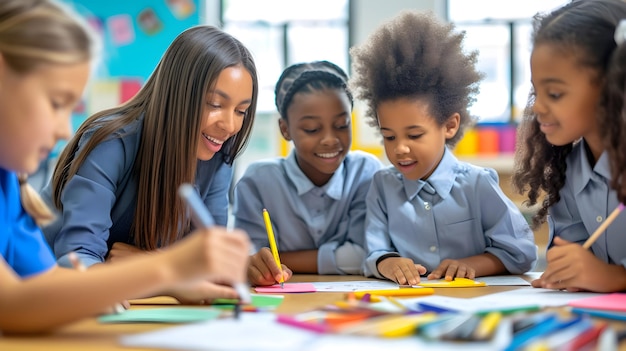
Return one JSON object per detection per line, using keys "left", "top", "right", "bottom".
{"left": 234, "top": 61, "right": 382, "bottom": 286}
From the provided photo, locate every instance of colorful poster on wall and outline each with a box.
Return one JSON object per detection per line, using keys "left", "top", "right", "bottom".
{"left": 107, "top": 14, "right": 135, "bottom": 46}
{"left": 138, "top": 7, "right": 163, "bottom": 35}
{"left": 166, "top": 0, "right": 196, "bottom": 20}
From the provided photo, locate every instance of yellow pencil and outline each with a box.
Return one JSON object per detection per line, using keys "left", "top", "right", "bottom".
{"left": 473, "top": 311, "right": 502, "bottom": 340}
{"left": 263, "top": 208, "right": 284, "bottom": 288}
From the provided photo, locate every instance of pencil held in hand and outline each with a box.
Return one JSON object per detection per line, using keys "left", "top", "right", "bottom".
{"left": 262, "top": 208, "right": 284, "bottom": 288}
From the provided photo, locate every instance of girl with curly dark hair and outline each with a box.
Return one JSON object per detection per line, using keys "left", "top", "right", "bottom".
{"left": 351, "top": 11, "right": 536, "bottom": 286}
{"left": 513, "top": 0, "right": 626, "bottom": 292}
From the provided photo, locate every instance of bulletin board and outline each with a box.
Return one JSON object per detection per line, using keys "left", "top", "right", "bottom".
{"left": 63, "top": 0, "right": 200, "bottom": 80}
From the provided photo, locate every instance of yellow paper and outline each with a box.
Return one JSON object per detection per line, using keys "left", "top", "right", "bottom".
{"left": 417, "top": 277, "right": 486, "bottom": 288}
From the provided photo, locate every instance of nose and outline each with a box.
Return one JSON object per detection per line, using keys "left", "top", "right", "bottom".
{"left": 531, "top": 96, "right": 546, "bottom": 116}
{"left": 321, "top": 130, "right": 340, "bottom": 146}
{"left": 394, "top": 141, "right": 410, "bottom": 155}
{"left": 217, "top": 110, "right": 238, "bottom": 135}
{"left": 57, "top": 114, "right": 72, "bottom": 141}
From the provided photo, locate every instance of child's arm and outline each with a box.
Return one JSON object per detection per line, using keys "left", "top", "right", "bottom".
{"left": 0, "top": 227, "right": 249, "bottom": 333}
{"left": 533, "top": 237, "right": 626, "bottom": 292}
{"left": 476, "top": 169, "right": 538, "bottom": 274}
{"left": 106, "top": 242, "right": 242, "bottom": 303}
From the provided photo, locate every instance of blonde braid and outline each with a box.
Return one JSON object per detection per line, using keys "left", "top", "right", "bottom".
{"left": 18, "top": 174, "right": 55, "bottom": 226}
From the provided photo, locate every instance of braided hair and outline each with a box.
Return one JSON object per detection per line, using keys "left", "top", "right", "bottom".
{"left": 274, "top": 60, "right": 352, "bottom": 121}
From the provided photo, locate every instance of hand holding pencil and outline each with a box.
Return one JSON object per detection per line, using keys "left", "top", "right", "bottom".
{"left": 246, "top": 208, "right": 293, "bottom": 287}
{"left": 532, "top": 203, "right": 625, "bottom": 292}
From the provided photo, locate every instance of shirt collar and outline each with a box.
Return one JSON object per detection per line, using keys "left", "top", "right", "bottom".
{"left": 402, "top": 147, "right": 457, "bottom": 200}
{"left": 574, "top": 139, "right": 612, "bottom": 194}
{"left": 284, "top": 150, "right": 345, "bottom": 200}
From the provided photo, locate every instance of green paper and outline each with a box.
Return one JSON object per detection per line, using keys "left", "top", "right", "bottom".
{"left": 98, "top": 307, "right": 221, "bottom": 324}
{"left": 212, "top": 294, "right": 284, "bottom": 310}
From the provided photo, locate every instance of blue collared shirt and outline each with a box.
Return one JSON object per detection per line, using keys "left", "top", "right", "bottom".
{"left": 40, "top": 116, "right": 233, "bottom": 268}
{"left": 233, "top": 150, "right": 382, "bottom": 274}
{"left": 364, "top": 147, "right": 537, "bottom": 278}
{"left": 549, "top": 139, "right": 626, "bottom": 267}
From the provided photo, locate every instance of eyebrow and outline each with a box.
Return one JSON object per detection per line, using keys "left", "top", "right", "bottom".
{"left": 380, "top": 125, "right": 424, "bottom": 131}
{"left": 299, "top": 111, "right": 350, "bottom": 121}
{"left": 211, "top": 89, "right": 252, "bottom": 105}
{"left": 536, "top": 77, "right": 566, "bottom": 85}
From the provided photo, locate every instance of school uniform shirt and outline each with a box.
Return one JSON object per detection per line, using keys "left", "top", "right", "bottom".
{"left": 40, "top": 115, "right": 233, "bottom": 268}
{"left": 363, "top": 147, "right": 537, "bottom": 278}
{"left": 233, "top": 150, "right": 382, "bottom": 275}
{"left": 549, "top": 139, "right": 626, "bottom": 267}
{"left": 0, "top": 168, "right": 56, "bottom": 277}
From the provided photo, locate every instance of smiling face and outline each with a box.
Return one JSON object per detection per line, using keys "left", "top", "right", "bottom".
{"left": 0, "top": 58, "right": 89, "bottom": 174}
{"left": 530, "top": 43, "right": 603, "bottom": 154}
{"left": 197, "top": 65, "right": 253, "bottom": 161}
{"left": 377, "top": 98, "right": 459, "bottom": 181}
{"left": 279, "top": 88, "right": 352, "bottom": 186}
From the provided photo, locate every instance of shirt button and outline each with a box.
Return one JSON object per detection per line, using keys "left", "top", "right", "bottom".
{"left": 596, "top": 216, "right": 603, "bottom": 223}
{"left": 424, "top": 202, "right": 431, "bottom": 210}
{"left": 429, "top": 246, "right": 437, "bottom": 252}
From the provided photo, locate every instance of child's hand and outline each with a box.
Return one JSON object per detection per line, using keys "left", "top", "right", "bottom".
{"left": 533, "top": 237, "right": 626, "bottom": 292}
{"left": 427, "top": 259, "right": 476, "bottom": 281}
{"left": 167, "top": 227, "right": 250, "bottom": 289}
{"left": 377, "top": 257, "right": 426, "bottom": 285}
{"left": 247, "top": 247, "right": 293, "bottom": 286}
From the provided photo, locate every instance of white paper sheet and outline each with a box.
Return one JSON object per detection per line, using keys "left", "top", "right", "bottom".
{"left": 310, "top": 280, "right": 400, "bottom": 292}
{"left": 401, "top": 288, "right": 602, "bottom": 313}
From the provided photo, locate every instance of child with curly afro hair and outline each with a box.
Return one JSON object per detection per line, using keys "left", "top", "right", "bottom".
{"left": 351, "top": 10, "right": 537, "bottom": 285}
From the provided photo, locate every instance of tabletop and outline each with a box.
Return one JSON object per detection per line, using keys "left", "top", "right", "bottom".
{"left": 1, "top": 274, "right": 624, "bottom": 350}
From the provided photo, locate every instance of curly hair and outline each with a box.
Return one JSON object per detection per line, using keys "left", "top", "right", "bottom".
{"left": 605, "top": 26, "right": 626, "bottom": 204}
{"left": 349, "top": 10, "right": 482, "bottom": 147}
{"left": 274, "top": 60, "right": 352, "bottom": 122}
{"left": 512, "top": 0, "right": 626, "bottom": 228}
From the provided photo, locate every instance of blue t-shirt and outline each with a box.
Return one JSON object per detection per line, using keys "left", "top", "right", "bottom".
{"left": 0, "top": 168, "right": 55, "bottom": 277}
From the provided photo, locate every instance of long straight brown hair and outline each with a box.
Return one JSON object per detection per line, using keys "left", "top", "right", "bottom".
{"left": 51, "top": 25, "right": 258, "bottom": 250}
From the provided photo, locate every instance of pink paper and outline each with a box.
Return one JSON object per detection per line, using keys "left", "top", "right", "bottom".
{"left": 255, "top": 283, "right": 316, "bottom": 293}
{"left": 568, "top": 293, "right": 626, "bottom": 312}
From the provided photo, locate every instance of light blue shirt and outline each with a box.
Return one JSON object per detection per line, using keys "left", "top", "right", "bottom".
{"left": 549, "top": 139, "right": 626, "bottom": 267}
{"left": 40, "top": 116, "right": 233, "bottom": 268}
{"left": 233, "top": 150, "right": 382, "bottom": 274}
{"left": 364, "top": 147, "right": 537, "bottom": 278}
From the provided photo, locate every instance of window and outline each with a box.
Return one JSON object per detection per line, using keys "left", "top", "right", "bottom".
{"left": 448, "top": 0, "right": 568, "bottom": 123}
{"left": 222, "top": 0, "right": 349, "bottom": 113}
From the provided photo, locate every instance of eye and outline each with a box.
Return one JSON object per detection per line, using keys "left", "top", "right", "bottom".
{"left": 236, "top": 109, "right": 247, "bottom": 116}
{"left": 207, "top": 102, "right": 220, "bottom": 109}
{"left": 409, "top": 134, "right": 423, "bottom": 140}
{"left": 303, "top": 128, "right": 319, "bottom": 134}
{"left": 548, "top": 92, "right": 563, "bottom": 100}
{"left": 336, "top": 124, "right": 349, "bottom": 130}
{"left": 383, "top": 135, "right": 395, "bottom": 141}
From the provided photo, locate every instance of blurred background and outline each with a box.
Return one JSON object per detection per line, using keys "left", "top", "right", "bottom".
{"left": 33, "top": 0, "right": 572, "bottom": 270}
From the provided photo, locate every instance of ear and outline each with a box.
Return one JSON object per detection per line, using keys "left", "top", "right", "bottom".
{"left": 278, "top": 118, "right": 291, "bottom": 141}
{"left": 444, "top": 113, "right": 461, "bottom": 139}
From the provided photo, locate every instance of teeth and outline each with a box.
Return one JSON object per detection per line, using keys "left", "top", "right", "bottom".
{"left": 398, "top": 160, "right": 414, "bottom": 166}
{"left": 317, "top": 151, "right": 340, "bottom": 158}
{"left": 203, "top": 133, "right": 224, "bottom": 145}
